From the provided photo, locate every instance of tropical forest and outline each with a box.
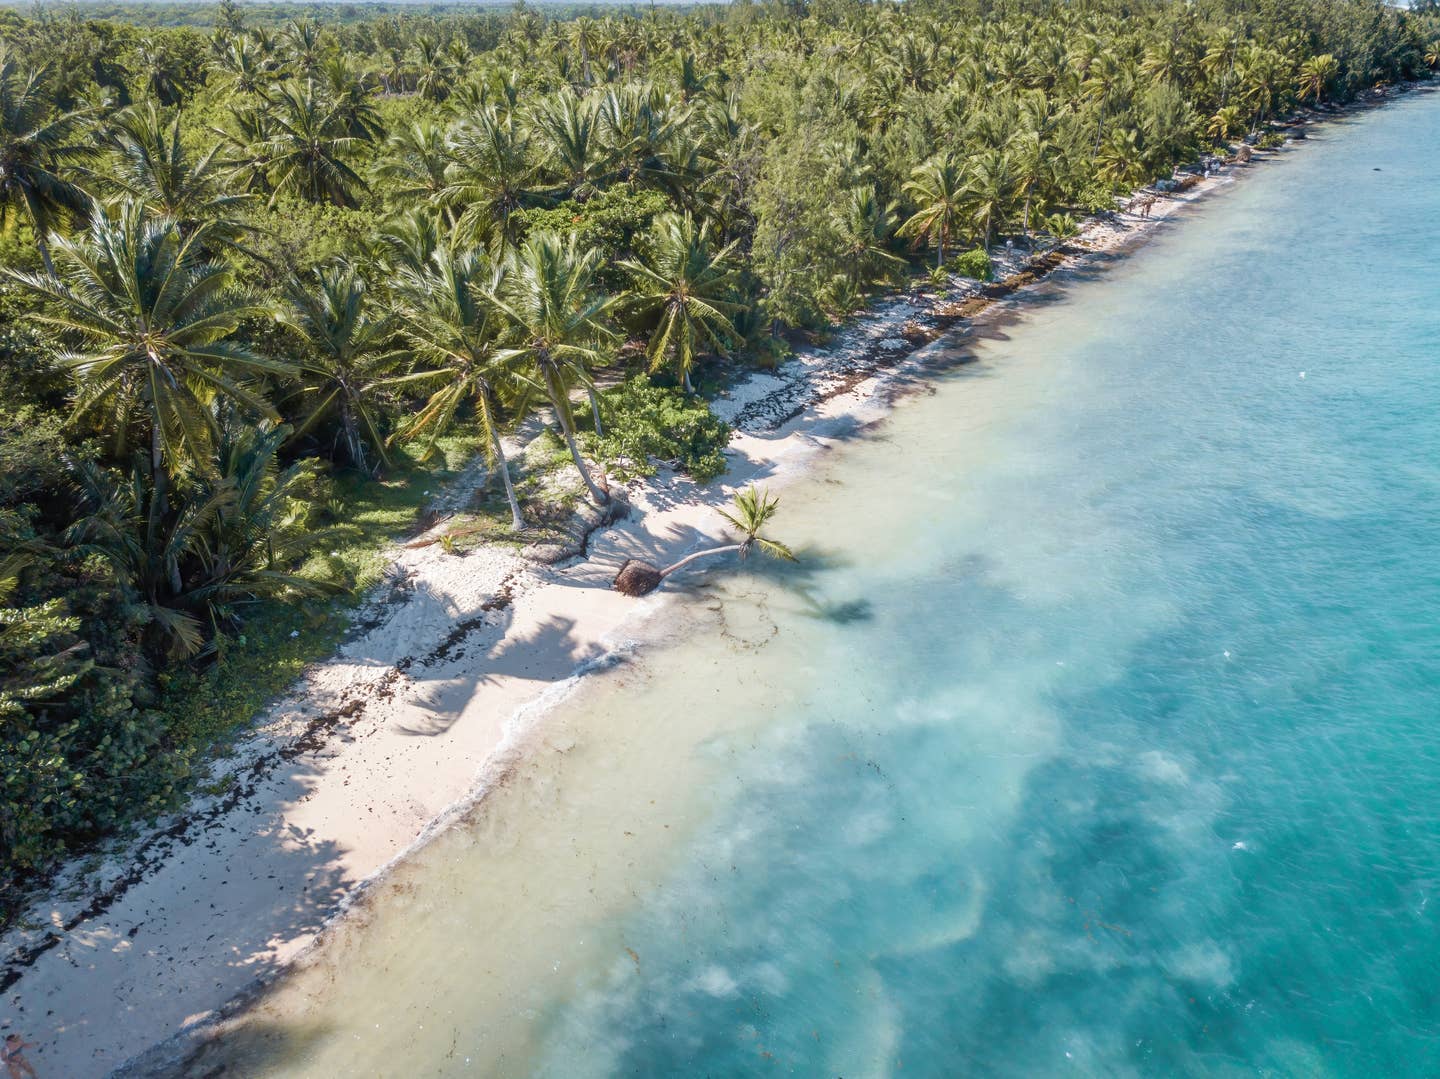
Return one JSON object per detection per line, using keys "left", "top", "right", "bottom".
{"left": 1, "top": 0, "right": 1434, "bottom": 912}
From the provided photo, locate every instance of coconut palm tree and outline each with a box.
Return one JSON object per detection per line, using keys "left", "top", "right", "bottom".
{"left": 393, "top": 247, "right": 530, "bottom": 531}
{"left": 900, "top": 151, "right": 966, "bottom": 267}
{"left": 0, "top": 54, "right": 93, "bottom": 275}
{"left": 99, "top": 103, "right": 255, "bottom": 253}
{"left": 1297, "top": 54, "right": 1339, "bottom": 105}
{"left": 214, "top": 35, "right": 278, "bottom": 97}
{"left": 411, "top": 34, "right": 455, "bottom": 104}
{"left": 1206, "top": 105, "right": 1245, "bottom": 144}
{"left": 319, "top": 54, "right": 383, "bottom": 141}
{"left": 834, "top": 185, "right": 906, "bottom": 292}
{"left": 441, "top": 105, "right": 539, "bottom": 249}
{"left": 529, "top": 87, "right": 608, "bottom": 197}
{"left": 963, "top": 150, "right": 1015, "bottom": 251}
{"left": 262, "top": 80, "right": 369, "bottom": 207}
{"left": 492, "top": 231, "right": 613, "bottom": 506}
{"left": 3, "top": 199, "right": 288, "bottom": 476}
{"left": 278, "top": 260, "right": 406, "bottom": 473}
{"left": 281, "top": 17, "right": 328, "bottom": 80}
{"left": 69, "top": 418, "right": 343, "bottom": 658}
{"left": 617, "top": 213, "right": 740, "bottom": 394}
{"left": 612, "top": 486, "right": 794, "bottom": 596}
{"left": 371, "top": 119, "right": 453, "bottom": 207}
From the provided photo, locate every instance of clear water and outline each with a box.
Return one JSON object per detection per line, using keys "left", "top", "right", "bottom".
{"left": 189, "top": 94, "right": 1440, "bottom": 1078}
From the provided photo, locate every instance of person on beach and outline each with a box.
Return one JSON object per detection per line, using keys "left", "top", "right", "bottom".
{"left": 2, "top": 1034, "right": 38, "bottom": 1079}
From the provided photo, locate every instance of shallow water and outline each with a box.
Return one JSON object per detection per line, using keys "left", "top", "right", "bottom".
{"left": 191, "top": 93, "right": 1440, "bottom": 1078}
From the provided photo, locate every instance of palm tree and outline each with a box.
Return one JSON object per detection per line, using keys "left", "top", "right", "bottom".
{"left": 963, "top": 150, "right": 1015, "bottom": 252}
{"left": 1297, "top": 54, "right": 1339, "bottom": 105}
{"left": 900, "top": 152, "right": 966, "bottom": 267}
{"left": 612, "top": 487, "right": 794, "bottom": 596}
{"left": 617, "top": 213, "right": 740, "bottom": 394}
{"left": 214, "top": 35, "right": 277, "bottom": 97}
{"left": 281, "top": 17, "right": 328, "bottom": 80}
{"left": 69, "top": 418, "right": 343, "bottom": 658}
{"left": 1097, "top": 128, "right": 1145, "bottom": 189}
{"left": 834, "top": 185, "right": 906, "bottom": 292}
{"left": 529, "top": 87, "right": 608, "bottom": 196}
{"left": 262, "top": 80, "right": 369, "bottom": 207}
{"left": 319, "top": 54, "right": 383, "bottom": 141}
{"left": 0, "top": 54, "right": 92, "bottom": 275}
{"left": 100, "top": 103, "right": 255, "bottom": 251}
{"left": 1207, "top": 105, "right": 1245, "bottom": 144}
{"left": 278, "top": 260, "right": 406, "bottom": 473}
{"left": 372, "top": 119, "right": 453, "bottom": 208}
{"left": 441, "top": 106, "right": 539, "bottom": 249}
{"left": 492, "top": 231, "right": 613, "bottom": 506}
{"left": 393, "top": 248, "right": 530, "bottom": 531}
{"left": 133, "top": 37, "right": 185, "bottom": 107}
{"left": 411, "top": 34, "right": 455, "bottom": 104}
{"left": 3, "top": 199, "right": 288, "bottom": 476}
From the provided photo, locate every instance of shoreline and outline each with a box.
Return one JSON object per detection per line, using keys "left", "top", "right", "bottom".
{"left": 1, "top": 87, "right": 1423, "bottom": 1078}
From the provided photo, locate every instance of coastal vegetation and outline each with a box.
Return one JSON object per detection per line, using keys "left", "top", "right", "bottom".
{"left": 1, "top": 0, "right": 1435, "bottom": 908}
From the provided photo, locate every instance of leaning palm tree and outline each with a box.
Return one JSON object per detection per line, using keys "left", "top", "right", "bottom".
{"left": 617, "top": 212, "right": 740, "bottom": 394}
{"left": 899, "top": 151, "right": 966, "bottom": 267}
{"left": 0, "top": 53, "right": 93, "bottom": 275}
{"left": 492, "top": 231, "right": 613, "bottom": 506}
{"left": 3, "top": 198, "right": 288, "bottom": 477}
{"left": 278, "top": 260, "right": 406, "bottom": 473}
{"left": 612, "top": 486, "right": 794, "bottom": 596}
{"left": 392, "top": 247, "right": 531, "bottom": 531}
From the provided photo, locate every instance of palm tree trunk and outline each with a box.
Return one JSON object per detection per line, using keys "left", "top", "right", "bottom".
{"left": 490, "top": 426, "right": 525, "bottom": 531}
{"left": 660, "top": 543, "right": 743, "bottom": 578}
{"left": 151, "top": 423, "right": 184, "bottom": 594}
{"left": 341, "top": 399, "right": 364, "bottom": 472}
{"left": 588, "top": 387, "right": 605, "bottom": 437}
{"left": 556, "top": 405, "right": 608, "bottom": 505}
{"left": 36, "top": 231, "right": 56, "bottom": 278}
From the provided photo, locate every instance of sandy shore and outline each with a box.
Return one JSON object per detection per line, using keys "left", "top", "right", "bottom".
{"left": 0, "top": 157, "right": 1248, "bottom": 1076}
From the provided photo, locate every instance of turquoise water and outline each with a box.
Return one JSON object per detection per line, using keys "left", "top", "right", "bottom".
{"left": 526, "top": 99, "right": 1440, "bottom": 1077}
{"left": 192, "top": 93, "right": 1440, "bottom": 1078}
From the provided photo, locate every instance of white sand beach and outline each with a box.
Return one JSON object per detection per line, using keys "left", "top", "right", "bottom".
{"left": 1, "top": 167, "right": 1231, "bottom": 1078}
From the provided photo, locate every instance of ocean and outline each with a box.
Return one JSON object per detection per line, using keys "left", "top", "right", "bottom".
{"left": 184, "top": 91, "right": 1440, "bottom": 1078}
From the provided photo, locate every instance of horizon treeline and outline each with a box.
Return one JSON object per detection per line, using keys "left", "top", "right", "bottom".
{"left": 1, "top": 0, "right": 1434, "bottom": 901}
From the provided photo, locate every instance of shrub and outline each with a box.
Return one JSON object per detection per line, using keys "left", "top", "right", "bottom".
{"left": 948, "top": 247, "right": 993, "bottom": 281}
{"left": 1257, "top": 131, "right": 1288, "bottom": 150}
{"left": 584, "top": 377, "right": 732, "bottom": 483}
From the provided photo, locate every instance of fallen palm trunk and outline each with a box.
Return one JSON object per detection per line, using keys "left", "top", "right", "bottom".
{"left": 613, "top": 544, "right": 744, "bottom": 596}
{"left": 612, "top": 487, "right": 793, "bottom": 597}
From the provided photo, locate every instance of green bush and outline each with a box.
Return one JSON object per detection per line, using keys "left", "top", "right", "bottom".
{"left": 948, "top": 248, "right": 993, "bottom": 281}
{"left": 584, "top": 377, "right": 732, "bottom": 483}
{"left": 1257, "top": 131, "right": 1288, "bottom": 150}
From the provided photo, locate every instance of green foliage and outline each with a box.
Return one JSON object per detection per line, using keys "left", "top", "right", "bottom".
{"left": 584, "top": 376, "right": 731, "bottom": 483}
{"left": 0, "top": 0, "right": 1424, "bottom": 901}
{"left": 1257, "top": 131, "right": 1290, "bottom": 150}
{"left": 517, "top": 186, "right": 670, "bottom": 267}
{"left": 949, "top": 248, "right": 994, "bottom": 281}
